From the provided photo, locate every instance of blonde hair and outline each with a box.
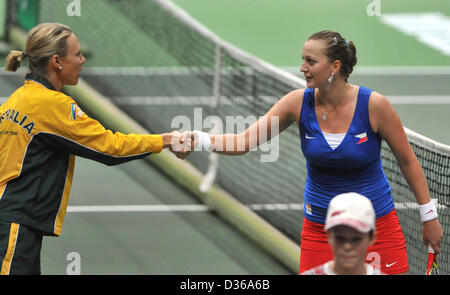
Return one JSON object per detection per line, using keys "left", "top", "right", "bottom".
{"left": 5, "top": 23, "right": 73, "bottom": 75}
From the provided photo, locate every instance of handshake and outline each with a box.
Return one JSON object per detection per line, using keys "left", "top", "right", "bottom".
{"left": 162, "top": 130, "right": 213, "bottom": 159}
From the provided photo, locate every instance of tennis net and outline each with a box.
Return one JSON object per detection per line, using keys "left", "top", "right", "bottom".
{"left": 34, "top": 0, "right": 449, "bottom": 274}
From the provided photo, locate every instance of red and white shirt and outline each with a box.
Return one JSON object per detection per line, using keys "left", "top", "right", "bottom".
{"left": 301, "top": 261, "right": 384, "bottom": 275}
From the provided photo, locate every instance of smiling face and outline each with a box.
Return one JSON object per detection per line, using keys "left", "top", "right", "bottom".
{"left": 300, "top": 39, "right": 340, "bottom": 88}
{"left": 328, "top": 225, "right": 375, "bottom": 272}
{"left": 58, "top": 33, "right": 86, "bottom": 86}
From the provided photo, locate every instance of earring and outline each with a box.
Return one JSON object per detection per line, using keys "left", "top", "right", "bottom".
{"left": 58, "top": 66, "right": 62, "bottom": 71}
{"left": 328, "top": 73, "right": 334, "bottom": 83}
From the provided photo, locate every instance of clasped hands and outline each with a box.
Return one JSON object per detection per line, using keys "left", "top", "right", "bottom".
{"left": 163, "top": 130, "right": 199, "bottom": 159}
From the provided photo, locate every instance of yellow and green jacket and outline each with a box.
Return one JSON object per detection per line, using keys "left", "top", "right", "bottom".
{"left": 0, "top": 74, "right": 163, "bottom": 236}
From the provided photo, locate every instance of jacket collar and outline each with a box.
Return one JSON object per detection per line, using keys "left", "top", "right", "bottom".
{"left": 25, "top": 73, "right": 56, "bottom": 91}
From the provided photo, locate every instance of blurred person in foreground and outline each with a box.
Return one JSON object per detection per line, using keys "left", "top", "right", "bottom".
{"left": 185, "top": 30, "right": 443, "bottom": 274}
{"left": 0, "top": 23, "right": 190, "bottom": 275}
{"left": 301, "top": 192, "right": 383, "bottom": 275}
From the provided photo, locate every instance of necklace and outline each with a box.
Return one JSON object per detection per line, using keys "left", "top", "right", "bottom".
{"left": 321, "top": 106, "right": 336, "bottom": 120}
{"left": 317, "top": 85, "right": 352, "bottom": 120}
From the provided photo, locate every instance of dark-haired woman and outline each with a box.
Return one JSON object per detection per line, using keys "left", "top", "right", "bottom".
{"left": 187, "top": 30, "right": 443, "bottom": 274}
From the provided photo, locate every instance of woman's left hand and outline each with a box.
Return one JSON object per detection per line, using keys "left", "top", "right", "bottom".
{"left": 422, "top": 218, "right": 443, "bottom": 254}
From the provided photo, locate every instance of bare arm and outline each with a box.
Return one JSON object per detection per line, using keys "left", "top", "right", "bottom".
{"left": 369, "top": 92, "right": 443, "bottom": 252}
{"left": 209, "top": 89, "right": 304, "bottom": 155}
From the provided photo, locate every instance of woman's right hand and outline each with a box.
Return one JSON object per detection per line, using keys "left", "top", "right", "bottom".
{"left": 162, "top": 131, "right": 193, "bottom": 159}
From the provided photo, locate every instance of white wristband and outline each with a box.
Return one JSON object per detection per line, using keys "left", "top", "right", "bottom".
{"left": 194, "top": 130, "right": 213, "bottom": 152}
{"left": 419, "top": 200, "right": 438, "bottom": 222}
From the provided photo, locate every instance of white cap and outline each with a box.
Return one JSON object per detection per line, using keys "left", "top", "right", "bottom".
{"left": 324, "top": 192, "right": 376, "bottom": 233}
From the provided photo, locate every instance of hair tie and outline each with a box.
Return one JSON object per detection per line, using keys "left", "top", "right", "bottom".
{"left": 22, "top": 51, "right": 27, "bottom": 58}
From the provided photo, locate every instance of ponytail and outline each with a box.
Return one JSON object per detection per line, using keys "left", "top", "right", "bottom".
{"left": 5, "top": 50, "right": 26, "bottom": 72}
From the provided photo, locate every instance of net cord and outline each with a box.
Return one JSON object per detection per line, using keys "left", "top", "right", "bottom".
{"left": 404, "top": 127, "right": 450, "bottom": 156}
{"left": 153, "top": 0, "right": 307, "bottom": 89}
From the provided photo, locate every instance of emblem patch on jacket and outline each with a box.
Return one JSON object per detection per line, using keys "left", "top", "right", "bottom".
{"left": 70, "top": 103, "right": 85, "bottom": 120}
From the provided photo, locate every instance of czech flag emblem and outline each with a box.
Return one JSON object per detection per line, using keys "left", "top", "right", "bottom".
{"left": 355, "top": 132, "right": 368, "bottom": 144}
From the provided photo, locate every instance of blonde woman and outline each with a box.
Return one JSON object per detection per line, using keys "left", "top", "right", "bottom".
{"left": 0, "top": 23, "right": 186, "bottom": 274}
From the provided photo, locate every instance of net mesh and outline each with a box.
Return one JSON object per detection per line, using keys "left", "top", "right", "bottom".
{"left": 32, "top": 0, "right": 449, "bottom": 274}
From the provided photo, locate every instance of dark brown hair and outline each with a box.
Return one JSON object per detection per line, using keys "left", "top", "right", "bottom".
{"left": 308, "top": 30, "right": 357, "bottom": 81}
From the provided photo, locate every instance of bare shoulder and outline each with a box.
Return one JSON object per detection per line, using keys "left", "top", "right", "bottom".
{"left": 275, "top": 88, "right": 305, "bottom": 123}
{"left": 279, "top": 88, "right": 305, "bottom": 103}
{"left": 369, "top": 90, "right": 406, "bottom": 138}
{"left": 368, "top": 90, "right": 394, "bottom": 133}
{"left": 369, "top": 90, "right": 390, "bottom": 109}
